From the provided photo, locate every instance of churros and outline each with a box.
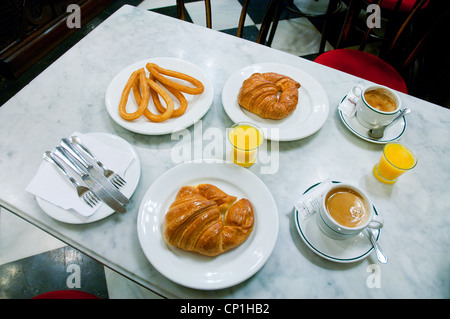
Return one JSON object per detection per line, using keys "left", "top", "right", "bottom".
{"left": 117, "top": 62, "right": 204, "bottom": 123}
{"left": 143, "top": 77, "right": 174, "bottom": 122}
{"left": 146, "top": 63, "right": 204, "bottom": 95}
{"left": 119, "top": 68, "right": 149, "bottom": 121}
{"left": 149, "top": 74, "right": 188, "bottom": 118}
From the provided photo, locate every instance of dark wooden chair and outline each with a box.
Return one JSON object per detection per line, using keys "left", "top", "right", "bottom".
{"left": 176, "top": 0, "right": 212, "bottom": 29}
{"left": 175, "top": 0, "right": 281, "bottom": 45}
{"left": 335, "top": 0, "right": 430, "bottom": 56}
{"left": 313, "top": 0, "right": 442, "bottom": 94}
{"left": 256, "top": 0, "right": 345, "bottom": 51}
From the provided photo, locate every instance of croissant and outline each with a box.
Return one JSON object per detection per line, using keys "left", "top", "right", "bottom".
{"left": 238, "top": 72, "right": 301, "bottom": 120}
{"left": 164, "top": 184, "right": 255, "bottom": 256}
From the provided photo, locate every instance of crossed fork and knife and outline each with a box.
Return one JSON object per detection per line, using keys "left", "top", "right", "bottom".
{"left": 43, "top": 136, "right": 129, "bottom": 213}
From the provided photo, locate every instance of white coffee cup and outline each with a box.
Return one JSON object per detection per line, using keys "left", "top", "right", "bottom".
{"left": 353, "top": 84, "right": 401, "bottom": 128}
{"left": 316, "top": 183, "right": 383, "bottom": 240}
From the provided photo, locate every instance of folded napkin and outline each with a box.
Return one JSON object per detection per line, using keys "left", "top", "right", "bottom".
{"left": 26, "top": 132, "right": 134, "bottom": 217}
{"left": 338, "top": 87, "right": 362, "bottom": 118}
{"left": 294, "top": 179, "right": 332, "bottom": 220}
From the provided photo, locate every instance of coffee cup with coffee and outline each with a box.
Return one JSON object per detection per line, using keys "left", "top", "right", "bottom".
{"left": 316, "top": 183, "right": 383, "bottom": 240}
{"left": 353, "top": 84, "right": 401, "bottom": 128}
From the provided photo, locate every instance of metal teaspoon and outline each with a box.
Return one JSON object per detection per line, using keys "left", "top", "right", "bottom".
{"left": 367, "top": 228, "right": 388, "bottom": 264}
{"left": 368, "top": 108, "right": 411, "bottom": 139}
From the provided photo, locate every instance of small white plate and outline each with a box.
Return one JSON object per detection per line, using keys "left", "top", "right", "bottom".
{"left": 339, "top": 95, "right": 406, "bottom": 144}
{"left": 222, "top": 63, "right": 329, "bottom": 141}
{"left": 36, "top": 132, "right": 141, "bottom": 224}
{"left": 294, "top": 182, "right": 380, "bottom": 263}
{"left": 137, "top": 161, "right": 279, "bottom": 290}
{"left": 105, "top": 57, "right": 213, "bottom": 135}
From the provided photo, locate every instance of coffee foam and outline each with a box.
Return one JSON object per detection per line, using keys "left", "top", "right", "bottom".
{"left": 364, "top": 88, "right": 397, "bottom": 113}
{"left": 325, "top": 187, "right": 368, "bottom": 228}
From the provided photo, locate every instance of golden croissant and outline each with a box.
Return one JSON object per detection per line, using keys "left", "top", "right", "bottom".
{"left": 164, "top": 184, "right": 255, "bottom": 256}
{"left": 238, "top": 72, "right": 301, "bottom": 120}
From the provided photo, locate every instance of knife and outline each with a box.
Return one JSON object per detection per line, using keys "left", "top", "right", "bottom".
{"left": 60, "top": 138, "right": 130, "bottom": 206}
{"left": 54, "top": 147, "right": 127, "bottom": 214}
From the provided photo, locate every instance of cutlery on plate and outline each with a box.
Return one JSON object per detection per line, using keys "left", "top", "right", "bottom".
{"left": 368, "top": 108, "right": 411, "bottom": 139}
{"left": 43, "top": 151, "right": 100, "bottom": 208}
{"left": 70, "top": 136, "right": 126, "bottom": 188}
{"left": 60, "top": 138, "right": 130, "bottom": 206}
{"left": 366, "top": 228, "right": 388, "bottom": 264}
{"left": 54, "top": 147, "right": 127, "bottom": 214}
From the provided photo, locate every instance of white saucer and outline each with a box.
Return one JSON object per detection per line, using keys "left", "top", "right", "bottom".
{"left": 36, "top": 132, "right": 141, "bottom": 224}
{"left": 338, "top": 95, "right": 407, "bottom": 144}
{"left": 294, "top": 182, "right": 380, "bottom": 263}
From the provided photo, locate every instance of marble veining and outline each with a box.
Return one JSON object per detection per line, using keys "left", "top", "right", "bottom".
{"left": 0, "top": 5, "right": 449, "bottom": 298}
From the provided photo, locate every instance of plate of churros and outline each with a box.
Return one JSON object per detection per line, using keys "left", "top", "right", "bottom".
{"left": 105, "top": 57, "right": 213, "bottom": 135}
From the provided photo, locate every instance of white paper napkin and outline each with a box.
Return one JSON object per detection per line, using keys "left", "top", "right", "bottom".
{"left": 294, "top": 179, "right": 332, "bottom": 220}
{"left": 26, "top": 132, "right": 134, "bottom": 216}
{"left": 339, "top": 87, "right": 361, "bottom": 118}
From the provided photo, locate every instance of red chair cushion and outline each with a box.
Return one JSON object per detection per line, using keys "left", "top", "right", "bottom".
{"left": 366, "top": 0, "right": 429, "bottom": 12}
{"left": 314, "top": 49, "right": 408, "bottom": 94}
{"left": 32, "top": 290, "right": 100, "bottom": 299}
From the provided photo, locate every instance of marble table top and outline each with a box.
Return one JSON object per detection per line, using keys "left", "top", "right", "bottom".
{"left": 0, "top": 5, "right": 449, "bottom": 298}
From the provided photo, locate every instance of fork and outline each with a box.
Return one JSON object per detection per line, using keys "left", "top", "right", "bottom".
{"left": 43, "top": 151, "right": 100, "bottom": 208}
{"left": 70, "top": 136, "right": 126, "bottom": 188}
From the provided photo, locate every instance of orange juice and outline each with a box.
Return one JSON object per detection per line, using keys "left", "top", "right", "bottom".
{"left": 373, "top": 142, "right": 417, "bottom": 184}
{"left": 228, "top": 123, "right": 263, "bottom": 167}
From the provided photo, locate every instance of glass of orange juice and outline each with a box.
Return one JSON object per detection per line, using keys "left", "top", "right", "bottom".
{"left": 228, "top": 122, "right": 264, "bottom": 167}
{"left": 373, "top": 142, "right": 417, "bottom": 184}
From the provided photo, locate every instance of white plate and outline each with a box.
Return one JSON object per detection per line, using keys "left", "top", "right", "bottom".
{"left": 222, "top": 63, "right": 329, "bottom": 141}
{"left": 137, "top": 161, "right": 279, "bottom": 290}
{"left": 36, "top": 132, "right": 141, "bottom": 224}
{"left": 294, "top": 182, "right": 380, "bottom": 263}
{"left": 339, "top": 95, "right": 406, "bottom": 144}
{"left": 105, "top": 57, "right": 213, "bottom": 135}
